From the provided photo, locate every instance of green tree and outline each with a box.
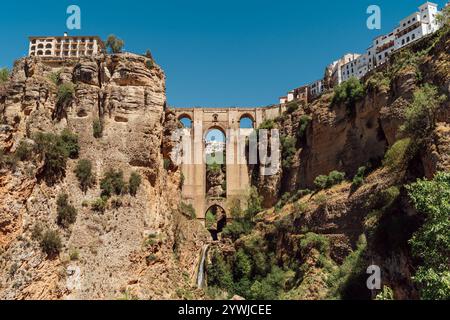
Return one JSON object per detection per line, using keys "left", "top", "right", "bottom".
{"left": 234, "top": 249, "right": 252, "bottom": 280}
{"left": 128, "top": 171, "right": 142, "bottom": 196}
{"left": 75, "top": 159, "right": 94, "bottom": 192}
{"left": 100, "top": 169, "right": 126, "bottom": 198}
{"left": 56, "top": 193, "right": 77, "bottom": 228}
{"left": 332, "top": 77, "right": 365, "bottom": 115}
{"left": 0, "top": 68, "right": 10, "bottom": 83}
{"left": 105, "top": 35, "right": 124, "bottom": 53}
{"left": 57, "top": 83, "right": 75, "bottom": 105}
{"left": 401, "top": 84, "right": 446, "bottom": 141}
{"left": 406, "top": 172, "right": 450, "bottom": 300}
{"left": 34, "top": 131, "right": 79, "bottom": 181}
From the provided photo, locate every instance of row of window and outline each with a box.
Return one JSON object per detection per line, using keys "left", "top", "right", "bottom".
{"left": 30, "top": 38, "right": 96, "bottom": 44}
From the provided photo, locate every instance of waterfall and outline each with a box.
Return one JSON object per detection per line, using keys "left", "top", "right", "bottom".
{"left": 196, "top": 244, "right": 210, "bottom": 289}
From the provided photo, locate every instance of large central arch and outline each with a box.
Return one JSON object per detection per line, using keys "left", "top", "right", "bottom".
{"left": 173, "top": 106, "right": 285, "bottom": 223}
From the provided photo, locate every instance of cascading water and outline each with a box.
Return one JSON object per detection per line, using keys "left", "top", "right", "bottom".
{"left": 196, "top": 244, "right": 210, "bottom": 288}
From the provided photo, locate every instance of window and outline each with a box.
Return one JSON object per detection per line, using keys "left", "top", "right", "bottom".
{"left": 402, "top": 39, "right": 405, "bottom": 45}
{"left": 385, "top": 52, "right": 388, "bottom": 57}
{"left": 412, "top": 34, "right": 415, "bottom": 40}
{"left": 407, "top": 36, "right": 410, "bottom": 42}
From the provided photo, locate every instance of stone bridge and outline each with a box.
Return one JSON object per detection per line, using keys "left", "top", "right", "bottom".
{"left": 172, "top": 105, "right": 286, "bottom": 224}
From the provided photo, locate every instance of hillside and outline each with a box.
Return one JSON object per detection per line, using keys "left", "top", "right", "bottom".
{"left": 205, "top": 28, "right": 450, "bottom": 300}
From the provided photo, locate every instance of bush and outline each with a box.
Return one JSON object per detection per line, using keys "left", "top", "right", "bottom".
{"left": 383, "top": 138, "right": 415, "bottom": 171}
{"left": 258, "top": 119, "right": 275, "bottom": 130}
{"left": 298, "top": 115, "right": 312, "bottom": 139}
{"left": 100, "top": 169, "right": 126, "bottom": 198}
{"left": 57, "top": 83, "right": 75, "bottom": 105}
{"left": 146, "top": 60, "right": 154, "bottom": 70}
{"left": 281, "top": 135, "right": 296, "bottom": 169}
{"left": 332, "top": 77, "right": 365, "bottom": 115}
{"left": 352, "top": 166, "right": 367, "bottom": 187}
{"left": 180, "top": 202, "right": 196, "bottom": 219}
{"left": 365, "top": 72, "right": 390, "bottom": 93}
{"left": 56, "top": 193, "right": 77, "bottom": 228}
{"left": 34, "top": 131, "right": 79, "bottom": 181}
{"left": 286, "top": 102, "right": 299, "bottom": 114}
{"left": 48, "top": 71, "right": 61, "bottom": 85}
{"left": 40, "top": 230, "right": 62, "bottom": 256}
{"left": 91, "top": 197, "right": 107, "bottom": 213}
{"left": 128, "top": 171, "right": 142, "bottom": 196}
{"left": 106, "top": 34, "right": 124, "bottom": 53}
{"left": 60, "top": 129, "right": 79, "bottom": 159}
{"left": 93, "top": 119, "right": 103, "bottom": 139}
{"left": 299, "top": 232, "right": 330, "bottom": 255}
{"left": 401, "top": 84, "right": 446, "bottom": 140}
{"left": 314, "top": 171, "right": 345, "bottom": 190}
{"left": 15, "top": 140, "right": 34, "bottom": 161}
{"left": 406, "top": 172, "right": 450, "bottom": 300}
{"left": 314, "top": 175, "right": 329, "bottom": 190}
{"left": 0, "top": 68, "right": 10, "bottom": 83}
{"left": 206, "top": 210, "right": 216, "bottom": 229}
{"left": 75, "top": 159, "right": 94, "bottom": 192}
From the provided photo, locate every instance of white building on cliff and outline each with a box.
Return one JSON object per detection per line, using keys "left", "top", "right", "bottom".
{"left": 28, "top": 33, "right": 105, "bottom": 58}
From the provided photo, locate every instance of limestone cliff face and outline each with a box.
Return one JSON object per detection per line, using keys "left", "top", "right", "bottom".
{"left": 0, "top": 54, "right": 208, "bottom": 300}
{"left": 244, "top": 31, "right": 449, "bottom": 299}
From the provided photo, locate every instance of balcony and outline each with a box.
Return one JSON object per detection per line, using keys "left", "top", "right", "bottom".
{"left": 396, "top": 22, "right": 422, "bottom": 38}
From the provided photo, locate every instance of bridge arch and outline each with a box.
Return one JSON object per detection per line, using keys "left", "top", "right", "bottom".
{"left": 205, "top": 203, "right": 227, "bottom": 241}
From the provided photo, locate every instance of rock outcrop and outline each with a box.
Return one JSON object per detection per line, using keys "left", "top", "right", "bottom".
{"left": 0, "top": 53, "right": 209, "bottom": 300}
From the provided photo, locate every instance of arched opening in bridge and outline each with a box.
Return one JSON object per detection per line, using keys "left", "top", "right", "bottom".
{"left": 178, "top": 115, "right": 192, "bottom": 128}
{"left": 205, "top": 127, "right": 226, "bottom": 198}
{"left": 205, "top": 205, "right": 227, "bottom": 241}
{"left": 239, "top": 115, "right": 255, "bottom": 129}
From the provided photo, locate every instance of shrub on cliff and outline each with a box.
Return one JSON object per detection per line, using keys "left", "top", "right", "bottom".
{"left": 128, "top": 171, "right": 142, "bottom": 196}
{"left": 40, "top": 230, "right": 62, "bottom": 256}
{"left": 93, "top": 119, "right": 103, "bottom": 138}
{"left": 401, "top": 84, "right": 446, "bottom": 141}
{"left": 75, "top": 159, "right": 95, "bottom": 192}
{"left": 0, "top": 68, "right": 10, "bottom": 83}
{"left": 34, "top": 130, "right": 79, "bottom": 181}
{"left": 314, "top": 171, "right": 345, "bottom": 190}
{"left": 100, "top": 169, "right": 127, "bottom": 198}
{"left": 352, "top": 166, "right": 367, "bottom": 187}
{"left": 15, "top": 140, "right": 34, "bottom": 161}
{"left": 383, "top": 138, "right": 415, "bottom": 171}
{"left": 281, "top": 135, "right": 296, "bottom": 169}
{"left": 60, "top": 129, "right": 79, "bottom": 159}
{"left": 56, "top": 193, "right": 77, "bottom": 228}
{"left": 91, "top": 197, "right": 107, "bottom": 213}
{"left": 406, "top": 172, "right": 450, "bottom": 300}
{"left": 332, "top": 77, "right": 365, "bottom": 115}
{"left": 57, "top": 83, "right": 75, "bottom": 105}
{"left": 106, "top": 34, "right": 124, "bottom": 53}
{"left": 297, "top": 115, "right": 312, "bottom": 140}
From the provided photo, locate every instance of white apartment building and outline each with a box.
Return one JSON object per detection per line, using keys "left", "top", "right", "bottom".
{"left": 309, "top": 79, "right": 324, "bottom": 98}
{"left": 28, "top": 33, "right": 105, "bottom": 58}
{"left": 332, "top": 53, "right": 360, "bottom": 85}
{"left": 394, "top": 2, "right": 440, "bottom": 50}
{"left": 371, "top": 31, "right": 396, "bottom": 67}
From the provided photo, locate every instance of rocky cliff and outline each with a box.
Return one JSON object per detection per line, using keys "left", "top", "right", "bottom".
{"left": 0, "top": 53, "right": 209, "bottom": 299}
{"left": 206, "top": 29, "right": 449, "bottom": 300}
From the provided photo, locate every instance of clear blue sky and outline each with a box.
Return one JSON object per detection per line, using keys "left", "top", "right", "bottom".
{"left": 0, "top": 0, "right": 446, "bottom": 107}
